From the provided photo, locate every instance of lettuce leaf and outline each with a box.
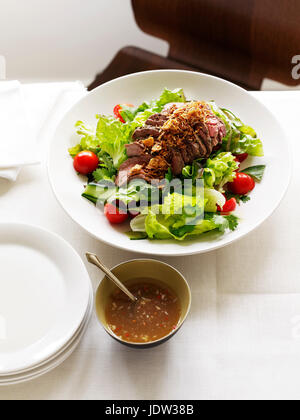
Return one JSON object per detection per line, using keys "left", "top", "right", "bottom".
{"left": 95, "top": 115, "right": 136, "bottom": 168}
{"left": 68, "top": 121, "right": 99, "bottom": 156}
{"left": 138, "top": 192, "right": 237, "bottom": 241}
{"left": 131, "top": 209, "right": 239, "bottom": 241}
{"left": 209, "top": 102, "right": 264, "bottom": 157}
{"left": 155, "top": 88, "right": 186, "bottom": 109}
{"left": 203, "top": 152, "right": 238, "bottom": 190}
{"left": 68, "top": 143, "right": 82, "bottom": 158}
{"left": 144, "top": 210, "right": 238, "bottom": 241}
{"left": 120, "top": 88, "right": 186, "bottom": 125}
{"left": 144, "top": 193, "right": 206, "bottom": 240}
{"left": 130, "top": 189, "right": 239, "bottom": 241}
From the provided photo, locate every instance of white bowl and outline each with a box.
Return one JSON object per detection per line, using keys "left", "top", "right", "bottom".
{"left": 48, "top": 70, "right": 291, "bottom": 257}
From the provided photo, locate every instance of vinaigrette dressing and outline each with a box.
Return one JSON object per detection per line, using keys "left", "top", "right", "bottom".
{"left": 105, "top": 280, "right": 181, "bottom": 343}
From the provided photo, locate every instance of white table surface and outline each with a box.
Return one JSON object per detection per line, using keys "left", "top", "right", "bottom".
{"left": 0, "top": 90, "right": 299, "bottom": 401}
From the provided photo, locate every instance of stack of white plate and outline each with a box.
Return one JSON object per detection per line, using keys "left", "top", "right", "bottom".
{"left": 0, "top": 223, "right": 93, "bottom": 386}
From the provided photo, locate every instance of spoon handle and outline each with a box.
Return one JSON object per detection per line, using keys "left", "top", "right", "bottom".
{"left": 86, "top": 253, "right": 137, "bottom": 302}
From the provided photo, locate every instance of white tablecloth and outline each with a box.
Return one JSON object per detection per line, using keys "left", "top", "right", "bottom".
{"left": 0, "top": 89, "right": 299, "bottom": 401}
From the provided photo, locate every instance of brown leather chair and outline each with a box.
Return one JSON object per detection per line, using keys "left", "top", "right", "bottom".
{"left": 89, "top": 0, "right": 300, "bottom": 91}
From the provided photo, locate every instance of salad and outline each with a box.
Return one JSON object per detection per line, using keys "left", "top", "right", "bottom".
{"left": 69, "top": 88, "right": 265, "bottom": 241}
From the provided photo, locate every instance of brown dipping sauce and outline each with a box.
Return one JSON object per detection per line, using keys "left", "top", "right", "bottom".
{"left": 105, "top": 280, "right": 181, "bottom": 343}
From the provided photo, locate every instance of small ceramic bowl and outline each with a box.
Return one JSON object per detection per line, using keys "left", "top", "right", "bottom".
{"left": 95, "top": 259, "right": 191, "bottom": 348}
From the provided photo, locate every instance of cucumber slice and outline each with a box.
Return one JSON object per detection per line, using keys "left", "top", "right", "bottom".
{"left": 82, "top": 183, "right": 116, "bottom": 205}
{"left": 126, "top": 232, "right": 148, "bottom": 240}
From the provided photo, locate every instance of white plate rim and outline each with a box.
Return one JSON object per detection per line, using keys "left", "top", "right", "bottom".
{"left": 0, "top": 222, "right": 91, "bottom": 374}
{"left": 0, "top": 293, "right": 93, "bottom": 386}
{"left": 0, "top": 279, "right": 93, "bottom": 378}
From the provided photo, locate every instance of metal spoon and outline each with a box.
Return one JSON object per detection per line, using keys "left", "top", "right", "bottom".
{"left": 86, "top": 253, "right": 137, "bottom": 302}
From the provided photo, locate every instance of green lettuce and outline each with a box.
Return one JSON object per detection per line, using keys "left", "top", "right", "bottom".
{"left": 120, "top": 88, "right": 186, "bottom": 125}
{"left": 134, "top": 211, "right": 239, "bottom": 242}
{"left": 203, "top": 152, "right": 238, "bottom": 191}
{"left": 144, "top": 192, "right": 206, "bottom": 240}
{"left": 155, "top": 88, "right": 186, "bottom": 109}
{"left": 129, "top": 192, "right": 238, "bottom": 241}
{"left": 145, "top": 211, "right": 221, "bottom": 240}
{"left": 209, "top": 102, "right": 264, "bottom": 157}
{"left": 182, "top": 161, "right": 204, "bottom": 180}
{"left": 69, "top": 121, "right": 99, "bottom": 156}
{"left": 95, "top": 115, "right": 136, "bottom": 168}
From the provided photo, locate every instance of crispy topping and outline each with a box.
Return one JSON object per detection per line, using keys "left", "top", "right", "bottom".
{"left": 117, "top": 101, "right": 226, "bottom": 185}
{"left": 129, "top": 164, "right": 143, "bottom": 176}
{"left": 152, "top": 143, "right": 162, "bottom": 153}
{"left": 147, "top": 157, "right": 169, "bottom": 172}
{"left": 143, "top": 136, "right": 155, "bottom": 148}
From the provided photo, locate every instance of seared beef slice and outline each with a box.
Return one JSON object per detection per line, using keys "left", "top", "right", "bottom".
{"left": 118, "top": 102, "right": 226, "bottom": 186}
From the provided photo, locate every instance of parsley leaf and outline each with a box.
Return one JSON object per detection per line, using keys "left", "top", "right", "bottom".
{"left": 224, "top": 214, "right": 239, "bottom": 231}
{"left": 92, "top": 168, "right": 115, "bottom": 182}
{"left": 225, "top": 191, "right": 251, "bottom": 204}
{"left": 91, "top": 152, "right": 117, "bottom": 182}
{"left": 205, "top": 213, "right": 239, "bottom": 233}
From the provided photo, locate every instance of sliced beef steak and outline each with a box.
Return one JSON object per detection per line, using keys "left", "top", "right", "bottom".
{"left": 180, "top": 147, "right": 190, "bottom": 164}
{"left": 145, "top": 113, "right": 168, "bottom": 127}
{"left": 125, "top": 143, "right": 145, "bottom": 157}
{"left": 115, "top": 156, "right": 151, "bottom": 187}
{"left": 171, "top": 151, "right": 185, "bottom": 176}
{"left": 132, "top": 126, "right": 160, "bottom": 141}
{"left": 116, "top": 102, "right": 227, "bottom": 186}
{"left": 190, "top": 142, "right": 201, "bottom": 160}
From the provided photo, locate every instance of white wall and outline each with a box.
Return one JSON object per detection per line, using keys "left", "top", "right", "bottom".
{"left": 0, "top": 0, "right": 298, "bottom": 90}
{"left": 0, "top": 0, "right": 168, "bottom": 84}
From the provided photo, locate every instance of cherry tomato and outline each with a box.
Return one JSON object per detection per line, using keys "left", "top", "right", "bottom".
{"left": 73, "top": 151, "right": 99, "bottom": 175}
{"left": 217, "top": 198, "right": 237, "bottom": 214}
{"left": 234, "top": 153, "right": 249, "bottom": 163}
{"left": 114, "top": 105, "right": 125, "bottom": 123}
{"left": 129, "top": 211, "right": 140, "bottom": 219}
{"left": 113, "top": 103, "right": 134, "bottom": 123}
{"left": 104, "top": 203, "right": 129, "bottom": 224}
{"left": 228, "top": 172, "right": 255, "bottom": 195}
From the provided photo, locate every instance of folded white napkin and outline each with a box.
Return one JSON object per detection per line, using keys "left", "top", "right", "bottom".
{"left": 0, "top": 81, "right": 38, "bottom": 179}
{"left": 0, "top": 81, "right": 87, "bottom": 181}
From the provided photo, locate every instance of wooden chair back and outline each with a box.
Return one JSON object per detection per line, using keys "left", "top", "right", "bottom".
{"left": 132, "top": 0, "right": 300, "bottom": 89}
